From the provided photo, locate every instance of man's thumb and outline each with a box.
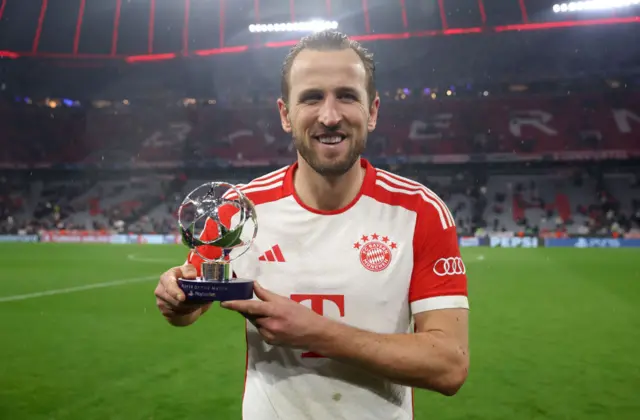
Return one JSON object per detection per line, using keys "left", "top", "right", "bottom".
{"left": 181, "top": 264, "right": 198, "bottom": 280}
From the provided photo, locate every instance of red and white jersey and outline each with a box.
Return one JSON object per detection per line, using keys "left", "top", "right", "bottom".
{"left": 187, "top": 159, "right": 469, "bottom": 420}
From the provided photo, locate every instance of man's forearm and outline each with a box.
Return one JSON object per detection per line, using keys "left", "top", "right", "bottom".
{"left": 309, "top": 320, "right": 468, "bottom": 395}
{"left": 166, "top": 304, "right": 212, "bottom": 327}
{"left": 166, "top": 311, "right": 200, "bottom": 327}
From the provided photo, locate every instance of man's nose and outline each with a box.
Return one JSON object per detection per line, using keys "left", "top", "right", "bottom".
{"left": 318, "top": 97, "right": 342, "bottom": 127}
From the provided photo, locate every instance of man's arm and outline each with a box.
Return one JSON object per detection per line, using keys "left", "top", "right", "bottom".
{"left": 225, "top": 283, "right": 469, "bottom": 395}
{"left": 310, "top": 192, "right": 469, "bottom": 395}
{"left": 165, "top": 303, "right": 213, "bottom": 327}
{"left": 310, "top": 308, "right": 469, "bottom": 395}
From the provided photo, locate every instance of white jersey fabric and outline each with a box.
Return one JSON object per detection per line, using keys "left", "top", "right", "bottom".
{"left": 188, "top": 159, "right": 469, "bottom": 420}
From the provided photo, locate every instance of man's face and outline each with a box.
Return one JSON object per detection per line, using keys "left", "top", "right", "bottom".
{"left": 278, "top": 48, "right": 379, "bottom": 177}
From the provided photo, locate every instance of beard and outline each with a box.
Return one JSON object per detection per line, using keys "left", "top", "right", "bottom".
{"left": 292, "top": 130, "right": 366, "bottom": 177}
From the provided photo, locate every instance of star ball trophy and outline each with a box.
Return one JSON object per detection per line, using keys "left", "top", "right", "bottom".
{"left": 177, "top": 181, "right": 257, "bottom": 302}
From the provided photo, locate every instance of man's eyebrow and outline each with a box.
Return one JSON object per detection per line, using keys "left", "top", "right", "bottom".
{"left": 297, "top": 87, "right": 361, "bottom": 98}
{"left": 297, "top": 88, "right": 323, "bottom": 99}
{"left": 335, "top": 87, "right": 361, "bottom": 97}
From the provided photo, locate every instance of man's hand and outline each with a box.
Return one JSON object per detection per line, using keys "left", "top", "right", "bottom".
{"left": 155, "top": 264, "right": 212, "bottom": 327}
{"left": 221, "top": 282, "right": 329, "bottom": 350}
{"left": 222, "top": 283, "right": 468, "bottom": 394}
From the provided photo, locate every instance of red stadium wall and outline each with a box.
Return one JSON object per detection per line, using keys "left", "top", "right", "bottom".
{"left": 1, "top": 92, "right": 639, "bottom": 167}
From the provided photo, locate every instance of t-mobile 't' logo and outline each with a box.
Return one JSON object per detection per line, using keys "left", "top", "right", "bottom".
{"left": 290, "top": 294, "right": 345, "bottom": 358}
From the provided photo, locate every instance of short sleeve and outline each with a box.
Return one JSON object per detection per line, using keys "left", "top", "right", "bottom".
{"left": 186, "top": 203, "right": 239, "bottom": 277}
{"left": 409, "top": 199, "right": 469, "bottom": 315}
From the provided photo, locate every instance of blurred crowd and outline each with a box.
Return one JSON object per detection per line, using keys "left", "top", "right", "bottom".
{"left": 1, "top": 89, "right": 639, "bottom": 168}
{"left": 1, "top": 80, "right": 639, "bottom": 239}
{"left": 3, "top": 163, "right": 639, "bottom": 239}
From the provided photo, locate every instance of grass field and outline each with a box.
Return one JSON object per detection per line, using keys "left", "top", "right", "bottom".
{"left": 1, "top": 243, "right": 639, "bottom": 420}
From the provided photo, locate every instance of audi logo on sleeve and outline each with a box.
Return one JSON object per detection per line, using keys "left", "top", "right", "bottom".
{"left": 433, "top": 257, "right": 466, "bottom": 276}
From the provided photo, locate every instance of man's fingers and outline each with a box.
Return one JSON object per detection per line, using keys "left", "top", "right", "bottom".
{"left": 160, "top": 267, "right": 187, "bottom": 302}
{"left": 155, "top": 295, "right": 177, "bottom": 318}
{"left": 154, "top": 265, "right": 211, "bottom": 326}
{"left": 154, "top": 281, "right": 182, "bottom": 309}
{"left": 181, "top": 264, "right": 198, "bottom": 280}
{"left": 258, "top": 328, "right": 276, "bottom": 345}
{"left": 253, "top": 282, "right": 279, "bottom": 302}
{"left": 155, "top": 286, "right": 181, "bottom": 309}
{"left": 222, "top": 299, "right": 273, "bottom": 317}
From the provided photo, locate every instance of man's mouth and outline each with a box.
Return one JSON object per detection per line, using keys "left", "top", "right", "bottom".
{"left": 313, "top": 134, "right": 347, "bottom": 145}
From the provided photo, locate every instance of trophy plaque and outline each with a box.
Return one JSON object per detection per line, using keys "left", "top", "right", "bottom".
{"left": 177, "top": 182, "right": 257, "bottom": 302}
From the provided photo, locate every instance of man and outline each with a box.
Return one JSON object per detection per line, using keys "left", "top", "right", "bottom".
{"left": 155, "top": 30, "right": 469, "bottom": 420}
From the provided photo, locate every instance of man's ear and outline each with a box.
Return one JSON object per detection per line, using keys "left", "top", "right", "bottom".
{"left": 367, "top": 93, "right": 381, "bottom": 132}
{"left": 277, "top": 98, "right": 292, "bottom": 133}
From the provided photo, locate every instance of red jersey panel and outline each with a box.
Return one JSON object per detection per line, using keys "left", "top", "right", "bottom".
{"left": 371, "top": 168, "right": 468, "bottom": 314}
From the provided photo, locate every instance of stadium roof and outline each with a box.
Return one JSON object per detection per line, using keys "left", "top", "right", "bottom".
{"left": 0, "top": 0, "right": 638, "bottom": 63}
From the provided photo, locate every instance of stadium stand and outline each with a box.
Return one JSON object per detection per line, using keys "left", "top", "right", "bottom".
{"left": 2, "top": 92, "right": 639, "bottom": 166}
{"left": 1, "top": 84, "right": 639, "bottom": 241}
{"left": 3, "top": 163, "right": 639, "bottom": 240}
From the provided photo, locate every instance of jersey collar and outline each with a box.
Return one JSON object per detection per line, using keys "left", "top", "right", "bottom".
{"left": 282, "top": 158, "right": 376, "bottom": 215}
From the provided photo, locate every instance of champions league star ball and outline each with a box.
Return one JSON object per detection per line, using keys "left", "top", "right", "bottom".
{"left": 177, "top": 181, "right": 257, "bottom": 261}
{"left": 176, "top": 182, "right": 258, "bottom": 302}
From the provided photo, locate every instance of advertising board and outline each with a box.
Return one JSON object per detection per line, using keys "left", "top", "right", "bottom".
{"left": 545, "top": 238, "right": 640, "bottom": 248}
{"left": 489, "top": 236, "right": 539, "bottom": 248}
{"left": 0, "top": 235, "right": 39, "bottom": 243}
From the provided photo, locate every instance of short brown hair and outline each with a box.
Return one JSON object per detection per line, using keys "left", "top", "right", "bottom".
{"left": 280, "top": 30, "right": 377, "bottom": 106}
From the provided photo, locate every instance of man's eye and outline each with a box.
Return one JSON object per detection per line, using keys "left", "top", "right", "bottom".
{"left": 301, "top": 95, "right": 322, "bottom": 103}
{"left": 340, "top": 94, "right": 357, "bottom": 102}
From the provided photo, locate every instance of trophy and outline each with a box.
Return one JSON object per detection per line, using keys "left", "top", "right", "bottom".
{"left": 176, "top": 181, "right": 257, "bottom": 302}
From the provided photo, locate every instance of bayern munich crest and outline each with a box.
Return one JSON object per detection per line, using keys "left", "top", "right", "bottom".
{"left": 353, "top": 233, "right": 397, "bottom": 272}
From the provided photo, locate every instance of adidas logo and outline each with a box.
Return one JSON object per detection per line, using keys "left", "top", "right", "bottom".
{"left": 258, "top": 245, "right": 286, "bottom": 262}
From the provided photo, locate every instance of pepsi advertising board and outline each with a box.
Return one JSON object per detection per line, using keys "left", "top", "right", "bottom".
{"left": 489, "top": 236, "right": 539, "bottom": 248}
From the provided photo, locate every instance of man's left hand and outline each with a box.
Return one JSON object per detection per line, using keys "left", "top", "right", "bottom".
{"left": 221, "top": 282, "right": 329, "bottom": 350}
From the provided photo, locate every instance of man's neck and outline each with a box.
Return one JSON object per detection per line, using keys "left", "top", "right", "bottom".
{"left": 294, "top": 159, "right": 365, "bottom": 212}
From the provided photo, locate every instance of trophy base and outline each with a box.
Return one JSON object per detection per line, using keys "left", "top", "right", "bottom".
{"left": 177, "top": 278, "right": 254, "bottom": 302}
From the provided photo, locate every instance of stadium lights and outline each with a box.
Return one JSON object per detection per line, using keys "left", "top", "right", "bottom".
{"left": 553, "top": 1, "right": 640, "bottom": 13}
{"left": 248, "top": 20, "right": 338, "bottom": 33}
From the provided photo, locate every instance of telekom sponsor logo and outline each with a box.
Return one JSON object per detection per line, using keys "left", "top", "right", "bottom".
{"left": 290, "top": 294, "right": 345, "bottom": 358}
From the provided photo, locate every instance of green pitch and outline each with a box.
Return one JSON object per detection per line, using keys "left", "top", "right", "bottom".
{"left": 0, "top": 244, "right": 639, "bottom": 419}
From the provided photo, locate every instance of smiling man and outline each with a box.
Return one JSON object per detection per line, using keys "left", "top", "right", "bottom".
{"left": 155, "top": 30, "right": 469, "bottom": 420}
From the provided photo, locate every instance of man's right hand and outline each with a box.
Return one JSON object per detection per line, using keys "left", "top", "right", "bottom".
{"left": 155, "top": 264, "right": 212, "bottom": 327}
